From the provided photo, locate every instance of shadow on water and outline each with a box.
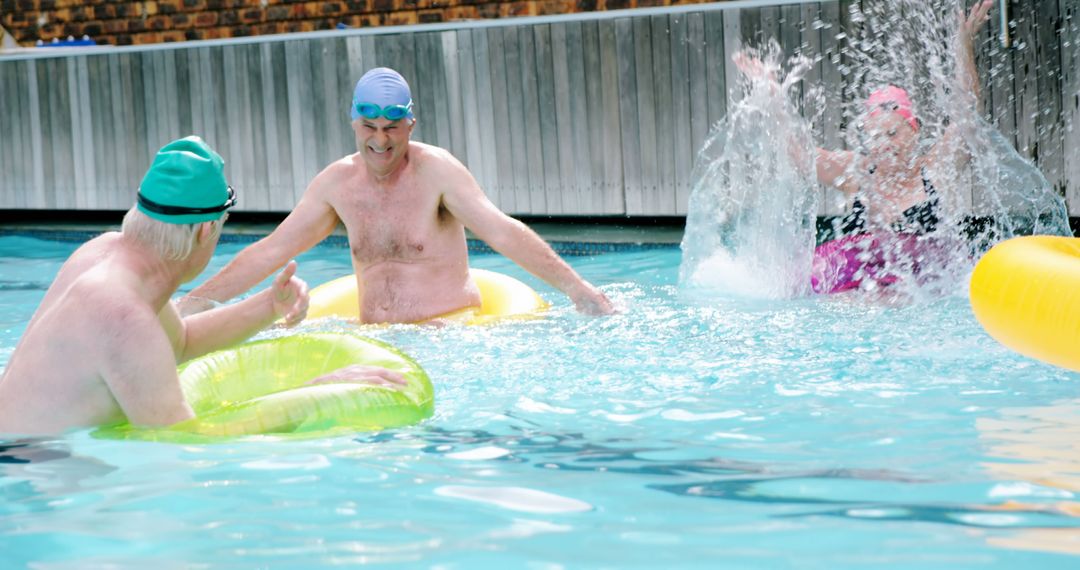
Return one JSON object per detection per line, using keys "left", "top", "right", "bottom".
{"left": 355, "top": 418, "right": 1080, "bottom": 532}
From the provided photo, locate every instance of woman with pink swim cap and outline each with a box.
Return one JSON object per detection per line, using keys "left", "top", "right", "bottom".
{"left": 734, "top": 0, "right": 993, "bottom": 294}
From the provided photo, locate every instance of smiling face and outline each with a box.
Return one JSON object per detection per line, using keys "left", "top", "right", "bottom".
{"left": 352, "top": 116, "right": 414, "bottom": 178}
{"left": 863, "top": 110, "right": 919, "bottom": 172}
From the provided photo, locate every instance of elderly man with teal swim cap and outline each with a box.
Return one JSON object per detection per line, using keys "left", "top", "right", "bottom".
{"left": 183, "top": 67, "right": 614, "bottom": 324}
{"left": 0, "top": 137, "right": 404, "bottom": 436}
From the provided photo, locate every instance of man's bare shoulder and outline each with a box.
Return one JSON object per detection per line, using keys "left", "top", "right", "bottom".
{"left": 410, "top": 142, "right": 468, "bottom": 177}
{"left": 310, "top": 153, "right": 364, "bottom": 188}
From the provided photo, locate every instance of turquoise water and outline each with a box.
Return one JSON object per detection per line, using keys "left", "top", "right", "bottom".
{"left": 1, "top": 234, "right": 1079, "bottom": 568}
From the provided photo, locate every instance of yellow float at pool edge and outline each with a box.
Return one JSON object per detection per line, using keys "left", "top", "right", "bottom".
{"left": 94, "top": 333, "right": 434, "bottom": 443}
{"left": 306, "top": 268, "right": 549, "bottom": 324}
{"left": 970, "top": 236, "right": 1080, "bottom": 372}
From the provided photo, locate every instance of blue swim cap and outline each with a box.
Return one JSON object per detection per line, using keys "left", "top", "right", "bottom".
{"left": 350, "top": 67, "right": 414, "bottom": 121}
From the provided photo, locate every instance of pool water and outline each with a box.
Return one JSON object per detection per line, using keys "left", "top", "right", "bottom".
{"left": 1, "top": 234, "right": 1079, "bottom": 568}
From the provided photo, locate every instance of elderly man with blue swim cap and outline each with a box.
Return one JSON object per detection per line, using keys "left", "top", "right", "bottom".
{"left": 183, "top": 67, "right": 613, "bottom": 324}
{"left": 0, "top": 137, "right": 403, "bottom": 436}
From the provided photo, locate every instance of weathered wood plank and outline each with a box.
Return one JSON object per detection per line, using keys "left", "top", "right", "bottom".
{"left": 211, "top": 47, "right": 231, "bottom": 166}
{"left": 486, "top": 26, "right": 514, "bottom": 211}
{"left": 669, "top": 13, "right": 693, "bottom": 214}
{"left": 780, "top": 3, "right": 802, "bottom": 111}
{"left": 1034, "top": 0, "right": 1064, "bottom": 198}
{"left": 441, "top": 30, "right": 468, "bottom": 162}
{"left": 345, "top": 35, "right": 365, "bottom": 99}
{"left": 267, "top": 41, "right": 295, "bottom": 208}
{"left": 11, "top": 60, "right": 30, "bottom": 206}
{"left": 599, "top": 18, "right": 625, "bottom": 214}
{"left": 429, "top": 32, "right": 454, "bottom": 153}
{"left": 802, "top": 2, "right": 827, "bottom": 215}
{"left": 722, "top": 8, "right": 742, "bottom": 117}
{"left": 240, "top": 44, "right": 267, "bottom": 210}
{"left": 411, "top": 32, "right": 440, "bottom": 148}
{"left": 761, "top": 5, "right": 780, "bottom": 46}
{"left": 0, "top": 64, "right": 15, "bottom": 205}
{"left": 139, "top": 51, "right": 159, "bottom": 165}
{"left": 704, "top": 9, "right": 726, "bottom": 137}
{"left": 1062, "top": 0, "right": 1080, "bottom": 213}
{"left": 306, "top": 38, "right": 327, "bottom": 173}
{"left": 582, "top": 20, "right": 607, "bottom": 213}
{"left": 740, "top": 6, "right": 763, "bottom": 46}
{"left": 222, "top": 46, "right": 250, "bottom": 205}
{"left": 503, "top": 25, "right": 530, "bottom": 213}
{"left": 633, "top": 16, "right": 659, "bottom": 215}
{"left": 107, "top": 54, "right": 130, "bottom": 208}
{"left": 516, "top": 25, "right": 545, "bottom": 213}
{"left": 987, "top": 1, "right": 1018, "bottom": 146}
{"left": 780, "top": 4, "right": 802, "bottom": 60}
{"left": 564, "top": 20, "right": 595, "bottom": 213}
{"left": 51, "top": 57, "right": 74, "bottom": 208}
{"left": 40, "top": 57, "right": 57, "bottom": 207}
{"left": 533, "top": 24, "right": 562, "bottom": 214}
{"left": 3, "top": 64, "right": 21, "bottom": 205}
{"left": 248, "top": 44, "right": 272, "bottom": 210}
{"left": 469, "top": 28, "right": 501, "bottom": 203}
{"left": 120, "top": 52, "right": 145, "bottom": 203}
{"left": 1011, "top": 2, "right": 1040, "bottom": 167}
{"left": 285, "top": 40, "right": 314, "bottom": 201}
{"left": 73, "top": 56, "right": 94, "bottom": 207}
{"left": 163, "top": 49, "right": 180, "bottom": 140}
{"left": 27, "top": 59, "right": 46, "bottom": 207}
{"left": 687, "top": 12, "right": 709, "bottom": 157}
{"left": 615, "top": 18, "right": 641, "bottom": 216}
{"left": 550, "top": 22, "right": 578, "bottom": 212}
{"left": 87, "top": 55, "right": 108, "bottom": 208}
{"left": 455, "top": 30, "right": 482, "bottom": 183}
{"left": 185, "top": 48, "right": 203, "bottom": 141}
{"left": 333, "top": 37, "right": 353, "bottom": 162}
{"left": 651, "top": 14, "right": 676, "bottom": 214}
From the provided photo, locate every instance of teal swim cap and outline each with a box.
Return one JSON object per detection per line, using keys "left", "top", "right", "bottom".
{"left": 137, "top": 136, "right": 235, "bottom": 224}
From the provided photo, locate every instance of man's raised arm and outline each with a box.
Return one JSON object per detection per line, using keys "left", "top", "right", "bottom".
{"left": 181, "top": 181, "right": 339, "bottom": 313}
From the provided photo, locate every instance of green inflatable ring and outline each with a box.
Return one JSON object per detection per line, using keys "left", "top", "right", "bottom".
{"left": 94, "top": 333, "right": 434, "bottom": 443}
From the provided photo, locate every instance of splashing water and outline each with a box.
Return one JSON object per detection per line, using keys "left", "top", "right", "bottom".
{"left": 680, "top": 43, "right": 820, "bottom": 299}
{"left": 843, "top": 0, "right": 1069, "bottom": 245}
{"left": 681, "top": 0, "right": 1069, "bottom": 301}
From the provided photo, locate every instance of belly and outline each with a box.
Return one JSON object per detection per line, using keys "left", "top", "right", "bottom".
{"left": 357, "top": 262, "right": 481, "bottom": 324}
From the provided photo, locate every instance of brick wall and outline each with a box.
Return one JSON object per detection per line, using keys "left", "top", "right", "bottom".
{"left": 1, "top": 0, "right": 720, "bottom": 47}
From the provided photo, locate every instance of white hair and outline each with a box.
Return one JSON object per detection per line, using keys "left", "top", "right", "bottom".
{"left": 121, "top": 207, "right": 224, "bottom": 260}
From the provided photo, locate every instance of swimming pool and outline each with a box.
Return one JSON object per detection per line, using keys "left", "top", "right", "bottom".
{"left": 1, "top": 233, "right": 1078, "bottom": 568}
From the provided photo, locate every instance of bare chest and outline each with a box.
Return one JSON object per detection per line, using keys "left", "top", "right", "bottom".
{"left": 330, "top": 181, "right": 453, "bottom": 264}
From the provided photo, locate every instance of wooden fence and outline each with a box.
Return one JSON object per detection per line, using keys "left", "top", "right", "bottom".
{"left": 1, "top": 0, "right": 1078, "bottom": 217}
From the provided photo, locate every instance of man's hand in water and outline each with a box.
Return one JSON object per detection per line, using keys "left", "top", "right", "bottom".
{"left": 572, "top": 284, "right": 617, "bottom": 316}
{"left": 959, "top": 0, "right": 993, "bottom": 43}
{"left": 306, "top": 365, "right": 408, "bottom": 390}
{"left": 270, "top": 260, "right": 309, "bottom": 327}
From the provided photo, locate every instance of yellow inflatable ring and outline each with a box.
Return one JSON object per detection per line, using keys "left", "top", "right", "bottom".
{"left": 970, "top": 235, "right": 1080, "bottom": 372}
{"left": 307, "top": 268, "right": 548, "bottom": 325}
{"left": 94, "top": 333, "right": 434, "bottom": 442}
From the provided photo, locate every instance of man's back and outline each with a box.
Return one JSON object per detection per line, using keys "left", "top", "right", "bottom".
{"left": 0, "top": 234, "right": 158, "bottom": 434}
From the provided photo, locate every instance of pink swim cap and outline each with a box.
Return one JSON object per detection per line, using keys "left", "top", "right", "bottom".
{"left": 866, "top": 85, "right": 919, "bottom": 132}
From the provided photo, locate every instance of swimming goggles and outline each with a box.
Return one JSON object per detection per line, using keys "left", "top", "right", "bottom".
{"left": 354, "top": 100, "right": 413, "bottom": 121}
{"left": 137, "top": 185, "right": 237, "bottom": 216}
